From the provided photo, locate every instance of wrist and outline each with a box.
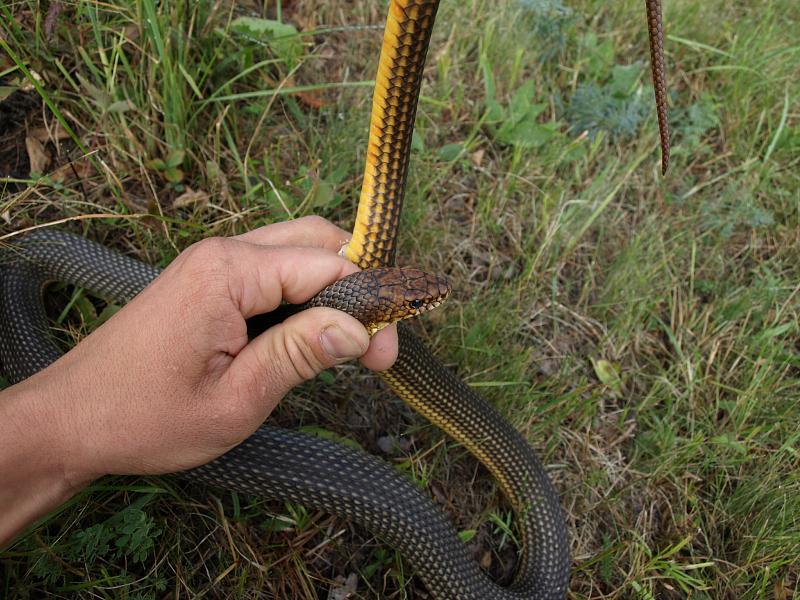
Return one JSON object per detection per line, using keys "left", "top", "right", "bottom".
{"left": 0, "top": 371, "right": 96, "bottom": 546}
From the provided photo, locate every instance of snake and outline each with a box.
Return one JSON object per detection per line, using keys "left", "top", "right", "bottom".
{"left": 0, "top": 1, "right": 670, "bottom": 597}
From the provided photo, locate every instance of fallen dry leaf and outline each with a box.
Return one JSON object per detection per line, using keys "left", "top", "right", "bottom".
{"left": 50, "top": 158, "right": 93, "bottom": 184}
{"left": 172, "top": 187, "right": 209, "bottom": 209}
{"left": 294, "top": 89, "right": 326, "bottom": 109}
{"left": 25, "top": 136, "right": 51, "bottom": 174}
{"left": 0, "top": 84, "right": 18, "bottom": 101}
{"left": 124, "top": 23, "right": 140, "bottom": 43}
{"left": 285, "top": 75, "right": 326, "bottom": 109}
{"left": 774, "top": 579, "right": 788, "bottom": 600}
{"left": 29, "top": 122, "right": 71, "bottom": 143}
{"left": 328, "top": 573, "right": 358, "bottom": 600}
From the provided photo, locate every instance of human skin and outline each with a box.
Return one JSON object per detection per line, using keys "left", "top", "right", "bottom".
{"left": 0, "top": 216, "right": 398, "bottom": 546}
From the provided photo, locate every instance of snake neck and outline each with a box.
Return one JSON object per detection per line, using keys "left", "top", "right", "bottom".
{"left": 344, "top": 0, "right": 441, "bottom": 270}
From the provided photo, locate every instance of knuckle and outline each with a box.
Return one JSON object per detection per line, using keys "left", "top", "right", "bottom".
{"left": 298, "top": 214, "right": 331, "bottom": 229}
{"left": 282, "top": 329, "right": 324, "bottom": 382}
{"left": 184, "top": 236, "right": 230, "bottom": 269}
{"left": 178, "top": 237, "right": 232, "bottom": 302}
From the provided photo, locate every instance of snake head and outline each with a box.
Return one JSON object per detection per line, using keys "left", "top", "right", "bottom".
{"left": 372, "top": 267, "right": 450, "bottom": 334}
{"left": 307, "top": 267, "right": 450, "bottom": 336}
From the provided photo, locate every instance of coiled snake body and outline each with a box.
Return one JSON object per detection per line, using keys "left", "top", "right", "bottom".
{"left": 1, "top": 1, "right": 669, "bottom": 597}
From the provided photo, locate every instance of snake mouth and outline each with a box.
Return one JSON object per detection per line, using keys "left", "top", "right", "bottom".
{"left": 415, "top": 298, "right": 444, "bottom": 315}
{"left": 368, "top": 298, "right": 446, "bottom": 335}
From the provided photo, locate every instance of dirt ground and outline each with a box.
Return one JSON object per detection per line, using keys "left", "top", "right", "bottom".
{"left": 0, "top": 89, "right": 40, "bottom": 184}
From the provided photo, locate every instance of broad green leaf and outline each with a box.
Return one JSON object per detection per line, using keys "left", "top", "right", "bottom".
{"left": 592, "top": 358, "right": 622, "bottom": 393}
{"left": 756, "top": 322, "right": 796, "bottom": 341}
{"left": 438, "top": 143, "right": 464, "bottom": 161}
{"left": 580, "top": 32, "right": 614, "bottom": 80}
{"left": 480, "top": 52, "right": 504, "bottom": 125}
{"left": 506, "top": 119, "right": 559, "bottom": 148}
{"left": 145, "top": 158, "right": 166, "bottom": 170}
{"left": 311, "top": 177, "right": 334, "bottom": 208}
{"left": 458, "top": 529, "right": 477, "bottom": 543}
{"left": 165, "top": 149, "right": 185, "bottom": 168}
{"left": 94, "top": 303, "right": 122, "bottom": 327}
{"left": 508, "top": 80, "right": 538, "bottom": 124}
{"left": 75, "top": 294, "right": 97, "bottom": 322}
{"left": 231, "top": 17, "right": 303, "bottom": 68}
{"left": 164, "top": 167, "right": 183, "bottom": 183}
{"left": 0, "top": 85, "right": 18, "bottom": 100}
{"left": 106, "top": 99, "right": 133, "bottom": 114}
{"left": 317, "top": 370, "right": 335, "bottom": 384}
{"left": 711, "top": 433, "right": 747, "bottom": 455}
{"left": 609, "top": 64, "right": 641, "bottom": 98}
{"left": 411, "top": 129, "right": 425, "bottom": 153}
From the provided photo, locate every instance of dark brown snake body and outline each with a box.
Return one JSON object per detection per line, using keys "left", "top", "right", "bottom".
{"left": 1, "top": 1, "right": 669, "bottom": 597}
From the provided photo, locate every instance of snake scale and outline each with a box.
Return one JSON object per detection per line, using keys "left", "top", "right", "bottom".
{"left": 1, "top": 1, "right": 669, "bottom": 597}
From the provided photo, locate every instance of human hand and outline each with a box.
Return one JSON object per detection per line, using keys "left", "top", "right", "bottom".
{"left": 9, "top": 216, "right": 398, "bottom": 488}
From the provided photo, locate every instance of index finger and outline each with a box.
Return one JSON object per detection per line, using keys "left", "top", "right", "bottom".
{"left": 233, "top": 216, "right": 351, "bottom": 254}
{"left": 214, "top": 241, "right": 358, "bottom": 318}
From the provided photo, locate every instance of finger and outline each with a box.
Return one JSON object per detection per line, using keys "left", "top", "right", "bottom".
{"left": 229, "top": 307, "right": 369, "bottom": 407}
{"left": 358, "top": 324, "right": 398, "bottom": 371}
{"left": 233, "top": 216, "right": 351, "bottom": 253}
{"left": 182, "top": 239, "right": 359, "bottom": 318}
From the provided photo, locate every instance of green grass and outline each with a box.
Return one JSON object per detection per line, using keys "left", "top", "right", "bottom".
{"left": 2, "top": 0, "right": 799, "bottom": 598}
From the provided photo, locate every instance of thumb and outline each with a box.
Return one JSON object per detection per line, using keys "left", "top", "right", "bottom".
{"left": 229, "top": 307, "right": 369, "bottom": 405}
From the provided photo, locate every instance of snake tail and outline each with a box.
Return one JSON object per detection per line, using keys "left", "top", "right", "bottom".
{"left": 645, "top": 0, "right": 670, "bottom": 174}
{"left": 346, "top": 0, "right": 441, "bottom": 269}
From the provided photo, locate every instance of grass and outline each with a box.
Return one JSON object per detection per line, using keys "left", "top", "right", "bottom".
{"left": 1, "top": 0, "right": 799, "bottom": 597}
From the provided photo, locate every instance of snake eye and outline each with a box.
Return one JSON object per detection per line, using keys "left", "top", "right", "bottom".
{"left": 409, "top": 299, "right": 424, "bottom": 310}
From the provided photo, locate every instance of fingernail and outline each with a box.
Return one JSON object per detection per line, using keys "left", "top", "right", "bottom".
{"left": 321, "top": 324, "right": 365, "bottom": 360}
